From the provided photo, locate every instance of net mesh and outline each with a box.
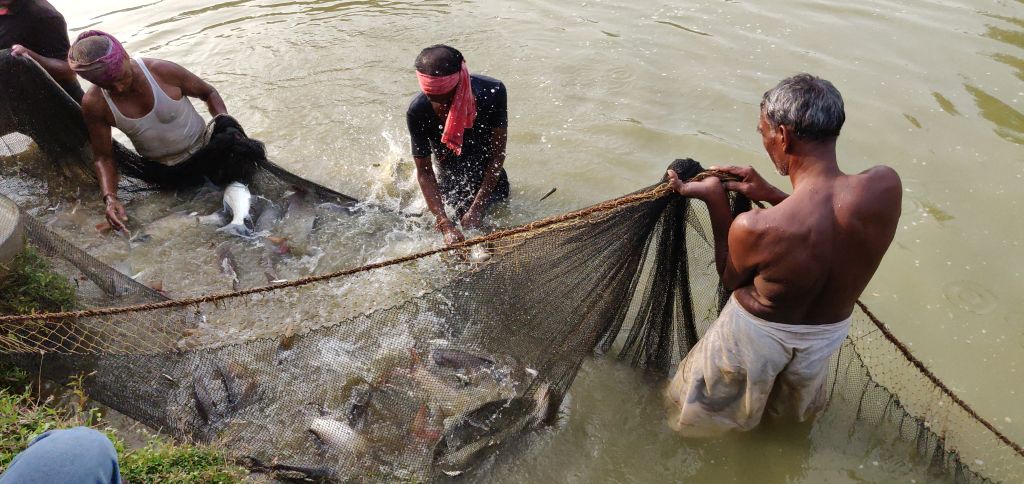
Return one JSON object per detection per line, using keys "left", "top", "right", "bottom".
{"left": 1, "top": 50, "right": 1022, "bottom": 482}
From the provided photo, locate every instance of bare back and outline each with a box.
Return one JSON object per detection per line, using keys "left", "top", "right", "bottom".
{"left": 731, "top": 166, "right": 902, "bottom": 324}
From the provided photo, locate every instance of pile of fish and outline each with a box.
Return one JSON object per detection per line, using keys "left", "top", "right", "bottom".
{"left": 186, "top": 344, "right": 554, "bottom": 479}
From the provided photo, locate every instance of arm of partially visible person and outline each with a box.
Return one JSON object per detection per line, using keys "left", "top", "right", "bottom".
{"left": 10, "top": 13, "right": 78, "bottom": 85}
{"left": 156, "top": 60, "right": 228, "bottom": 117}
{"left": 10, "top": 44, "right": 77, "bottom": 85}
{"left": 461, "top": 127, "right": 506, "bottom": 229}
{"left": 82, "top": 95, "right": 128, "bottom": 232}
{"left": 712, "top": 165, "right": 789, "bottom": 206}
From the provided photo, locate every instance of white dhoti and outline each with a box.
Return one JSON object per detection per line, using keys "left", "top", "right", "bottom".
{"left": 666, "top": 295, "right": 851, "bottom": 437}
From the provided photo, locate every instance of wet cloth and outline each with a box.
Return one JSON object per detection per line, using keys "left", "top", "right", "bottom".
{"left": 0, "top": 0, "right": 83, "bottom": 101}
{"left": 407, "top": 74, "right": 509, "bottom": 217}
{"left": 415, "top": 61, "right": 477, "bottom": 155}
{"left": 100, "top": 57, "right": 207, "bottom": 166}
{"left": 666, "top": 294, "right": 851, "bottom": 437}
{"left": 68, "top": 30, "right": 129, "bottom": 88}
{"left": 0, "top": 427, "right": 122, "bottom": 484}
{"left": 125, "top": 113, "right": 264, "bottom": 188}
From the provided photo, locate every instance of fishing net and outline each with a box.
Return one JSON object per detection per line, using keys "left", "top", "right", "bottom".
{"left": 1, "top": 51, "right": 1022, "bottom": 482}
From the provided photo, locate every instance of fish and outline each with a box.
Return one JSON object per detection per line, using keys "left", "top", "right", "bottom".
{"left": 132, "top": 211, "right": 198, "bottom": 243}
{"left": 313, "top": 202, "right": 353, "bottom": 230}
{"left": 278, "top": 190, "right": 316, "bottom": 254}
{"left": 193, "top": 377, "right": 224, "bottom": 424}
{"left": 193, "top": 361, "right": 259, "bottom": 424}
{"left": 430, "top": 349, "right": 495, "bottom": 371}
{"left": 386, "top": 361, "right": 515, "bottom": 418}
{"left": 433, "top": 382, "right": 554, "bottom": 474}
{"left": 468, "top": 244, "right": 492, "bottom": 263}
{"left": 217, "top": 361, "right": 258, "bottom": 411}
{"left": 309, "top": 418, "right": 369, "bottom": 453}
{"left": 215, "top": 182, "right": 254, "bottom": 238}
{"left": 215, "top": 243, "right": 240, "bottom": 291}
{"left": 345, "top": 382, "right": 373, "bottom": 429}
{"left": 254, "top": 199, "right": 283, "bottom": 234}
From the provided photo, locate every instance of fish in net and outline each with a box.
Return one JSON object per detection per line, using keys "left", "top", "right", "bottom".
{"left": 2, "top": 50, "right": 1023, "bottom": 482}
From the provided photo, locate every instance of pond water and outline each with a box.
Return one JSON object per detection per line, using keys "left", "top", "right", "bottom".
{"left": 33, "top": 0, "right": 1024, "bottom": 481}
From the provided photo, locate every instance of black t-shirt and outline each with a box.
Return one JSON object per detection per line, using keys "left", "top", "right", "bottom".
{"left": 0, "top": 0, "right": 83, "bottom": 101}
{"left": 406, "top": 74, "right": 507, "bottom": 171}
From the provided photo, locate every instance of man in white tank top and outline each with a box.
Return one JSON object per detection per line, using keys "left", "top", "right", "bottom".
{"left": 69, "top": 30, "right": 258, "bottom": 232}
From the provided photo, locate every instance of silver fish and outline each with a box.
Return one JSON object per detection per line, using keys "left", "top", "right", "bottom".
{"left": 309, "top": 418, "right": 369, "bottom": 453}
{"left": 215, "top": 182, "right": 254, "bottom": 238}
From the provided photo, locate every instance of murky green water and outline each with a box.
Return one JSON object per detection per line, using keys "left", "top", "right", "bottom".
{"left": 40, "top": 0, "right": 1024, "bottom": 481}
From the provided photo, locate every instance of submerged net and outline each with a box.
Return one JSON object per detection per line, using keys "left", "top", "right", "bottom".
{"left": 2, "top": 52, "right": 1022, "bottom": 482}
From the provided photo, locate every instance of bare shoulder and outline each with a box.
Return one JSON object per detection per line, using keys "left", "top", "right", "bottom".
{"left": 731, "top": 207, "right": 770, "bottom": 239}
{"left": 141, "top": 58, "right": 191, "bottom": 82}
{"left": 845, "top": 166, "right": 902, "bottom": 227}
{"left": 855, "top": 165, "right": 902, "bottom": 203}
{"left": 80, "top": 87, "right": 109, "bottom": 122}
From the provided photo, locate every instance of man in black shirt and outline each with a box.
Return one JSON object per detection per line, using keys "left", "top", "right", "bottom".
{"left": 407, "top": 45, "right": 509, "bottom": 245}
{"left": 0, "top": 0, "right": 83, "bottom": 101}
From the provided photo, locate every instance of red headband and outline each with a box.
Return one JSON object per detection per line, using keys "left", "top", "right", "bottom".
{"left": 416, "top": 71, "right": 459, "bottom": 95}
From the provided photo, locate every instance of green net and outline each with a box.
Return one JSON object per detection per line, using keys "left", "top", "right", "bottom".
{"left": 1, "top": 50, "right": 1022, "bottom": 482}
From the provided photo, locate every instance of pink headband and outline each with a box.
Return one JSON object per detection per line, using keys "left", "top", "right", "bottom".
{"left": 68, "top": 30, "right": 129, "bottom": 85}
{"left": 416, "top": 61, "right": 477, "bottom": 155}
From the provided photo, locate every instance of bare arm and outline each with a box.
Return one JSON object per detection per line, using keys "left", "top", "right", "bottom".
{"left": 414, "top": 155, "right": 464, "bottom": 245}
{"left": 82, "top": 93, "right": 128, "bottom": 231}
{"left": 713, "top": 165, "right": 788, "bottom": 206}
{"left": 721, "top": 213, "right": 759, "bottom": 291}
{"left": 10, "top": 45, "right": 77, "bottom": 85}
{"left": 461, "top": 127, "right": 507, "bottom": 229}
{"left": 152, "top": 60, "right": 227, "bottom": 117}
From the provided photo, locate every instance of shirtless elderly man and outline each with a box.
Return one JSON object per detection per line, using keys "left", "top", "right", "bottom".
{"left": 665, "top": 73, "right": 902, "bottom": 436}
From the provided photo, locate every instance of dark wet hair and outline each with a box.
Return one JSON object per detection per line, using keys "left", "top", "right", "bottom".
{"left": 761, "top": 73, "right": 845, "bottom": 142}
{"left": 414, "top": 45, "right": 464, "bottom": 77}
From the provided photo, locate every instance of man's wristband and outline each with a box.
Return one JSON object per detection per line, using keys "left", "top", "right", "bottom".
{"left": 102, "top": 193, "right": 118, "bottom": 204}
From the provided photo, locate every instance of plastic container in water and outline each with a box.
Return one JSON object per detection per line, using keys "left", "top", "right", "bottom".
{"left": 0, "top": 195, "right": 25, "bottom": 279}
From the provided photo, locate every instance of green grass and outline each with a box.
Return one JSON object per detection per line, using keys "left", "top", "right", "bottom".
{"left": 0, "top": 247, "right": 77, "bottom": 315}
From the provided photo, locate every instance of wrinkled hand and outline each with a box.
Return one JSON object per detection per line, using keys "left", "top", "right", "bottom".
{"left": 711, "top": 165, "right": 788, "bottom": 205}
{"left": 10, "top": 45, "right": 34, "bottom": 58}
{"left": 666, "top": 169, "right": 725, "bottom": 202}
{"left": 459, "top": 206, "right": 483, "bottom": 230}
{"left": 104, "top": 198, "right": 129, "bottom": 233}
{"left": 437, "top": 219, "right": 465, "bottom": 246}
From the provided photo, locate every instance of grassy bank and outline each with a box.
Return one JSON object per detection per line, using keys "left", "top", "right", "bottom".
{"left": 0, "top": 247, "right": 246, "bottom": 482}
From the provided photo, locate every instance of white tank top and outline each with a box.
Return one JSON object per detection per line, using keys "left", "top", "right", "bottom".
{"left": 101, "top": 58, "right": 207, "bottom": 166}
